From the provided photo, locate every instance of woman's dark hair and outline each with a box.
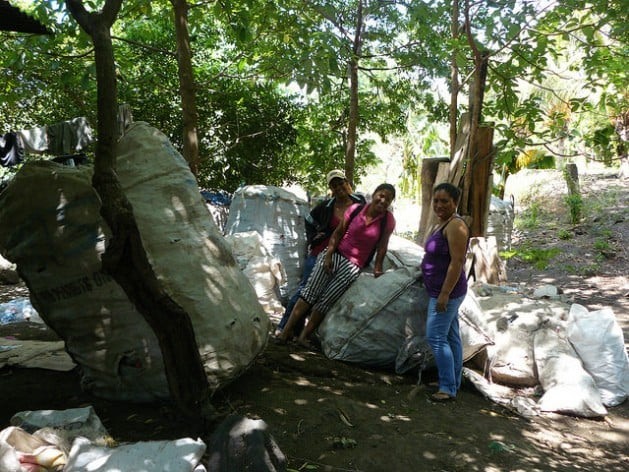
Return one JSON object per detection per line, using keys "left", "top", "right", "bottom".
{"left": 373, "top": 183, "right": 396, "bottom": 200}
{"left": 433, "top": 182, "right": 461, "bottom": 202}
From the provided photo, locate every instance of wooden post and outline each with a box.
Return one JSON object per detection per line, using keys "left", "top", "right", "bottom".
{"left": 468, "top": 236, "right": 507, "bottom": 284}
{"left": 417, "top": 157, "right": 450, "bottom": 245}
{"left": 565, "top": 163, "right": 579, "bottom": 195}
{"left": 468, "top": 126, "right": 494, "bottom": 237}
{"left": 449, "top": 113, "right": 470, "bottom": 187}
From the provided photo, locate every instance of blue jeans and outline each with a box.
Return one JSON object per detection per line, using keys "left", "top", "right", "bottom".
{"left": 426, "top": 294, "right": 465, "bottom": 397}
{"left": 277, "top": 253, "right": 317, "bottom": 332}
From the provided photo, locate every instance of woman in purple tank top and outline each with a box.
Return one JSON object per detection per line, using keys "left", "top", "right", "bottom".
{"left": 420, "top": 182, "right": 469, "bottom": 402}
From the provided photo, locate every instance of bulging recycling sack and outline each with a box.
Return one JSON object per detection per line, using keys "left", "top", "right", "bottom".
{"left": 567, "top": 304, "right": 629, "bottom": 407}
{"left": 487, "top": 195, "right": 514, "bottom": 251}
{"left": 224, "top": 231, "right": 285, "bottom": 317}
{"left": 472, "top": 291, "right": 571, "bottom": 388}
{"left": 318, "top": 266, "right": 492, "bottom": 375}
{"left": 224, "top": 185, "right": 309, "bottom": 303}
{"left": 0, "top": 121, "right": 269, "bottom": 401}
{"left": 534, "top": 327, "right": 607, "bottom": 417}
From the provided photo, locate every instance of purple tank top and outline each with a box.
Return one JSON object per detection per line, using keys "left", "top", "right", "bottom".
{"left": 420, "top": 221, "right": 467, "bottom": 299}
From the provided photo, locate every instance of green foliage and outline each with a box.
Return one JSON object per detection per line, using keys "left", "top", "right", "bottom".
{"left": 592, "top": 231, "right": 615, "bottom": 260}
{"left": 220, "top": 0, "right": 448, "bottom": 180}
{"left": 514, "top": 202, "right": 541, "bottom": 230}
{"left": 585, "top": 123, "right": 616, "bottom": 165}
{"left": 565, "top": 194, "right": 583, "bottom": 224}
{"left": 2, "top": 0, "right": 627, "bottom": 200}
{"left": 564, "top": 263, "right": 600, "bottom": 277}
{"left": 399, "top": 113, "right": 448, "bottom": 201}
{"left": 195, "top": 80, "right": 302, "bottom": 192}
{"left": 558, "top": 229, "right": 572, "bottom": 240}
{"left": 500, "top": 246, "right": 560, "bottom": 270}
{"left": 115, "top": 0, "right": 417, "bottom": 191}
{"left": 512, "top": 149, "right": 555, "bottom": 174}
{"left": 595, "top": 228, "right": 614, "bottom": 239}
{"left": 1, "top": 1, "right": 306, "bottom": 193}
{"left": 0, "top": 19, "right": 97, "bottom": 131}
{"left": 397, "top": 229, "right": 419, "bottom": 243}
{"left": 593, "top": 238, "right": 611, "bottom": 252}
{"left": 484, "top": 0, "right": 628, "bottom": 184}
{"left": 284, "top": 90, "right": 380, "bottom": 192}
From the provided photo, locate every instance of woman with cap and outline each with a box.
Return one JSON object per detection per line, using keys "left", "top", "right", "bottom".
{"left": 276, "top": 170, "right": 365, "bottom": 335}
{"left": 277, "top": 183, "right": 396, "bottom": 348}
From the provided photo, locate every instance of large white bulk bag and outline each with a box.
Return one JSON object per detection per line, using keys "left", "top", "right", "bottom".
{"left": 534, "top": 327, "right": 607, "bottom": 417}
{"left": 224, "top": 185, "right": 309, "bottom": 302}
{"left": 0, "top": 121, "right": 269, "bottom": 401}
{"left": 116, "top": 122, "right": 269, "bottom": 390}
{"left": 225, "top": 229, "right": 285, "bottom": 317}
{"left": 319, "top": 266, "right": 492, "bottom": 374}
{"left": 473, "top": 291, "right": 571, "bottom": 387}
{"left": 486, "top": 195, "right": 514, "bottom": 251}
{"left": 567, "top": 304, "right": 629, "bottom": 406}
{"left": 0, "top": 161, "right": 166, "bottom": 401}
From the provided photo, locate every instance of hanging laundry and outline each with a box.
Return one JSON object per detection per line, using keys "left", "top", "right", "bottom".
{"left": 47, "top": 116, "right": 94, "bottom": 155}
{"left": 16, "top": 125, "right": 48, "bottom": 154}
{"left": 0, "top": 132, "right": 24, "bottom": 167}
{"left": 16, "top": 117, "right": 94, "bottom": 156}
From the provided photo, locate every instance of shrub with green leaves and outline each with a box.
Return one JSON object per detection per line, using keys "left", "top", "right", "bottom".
{"left": 500, "top": 246, "right": 560, "bottom": 270}
{"left": 558, "top": 229, "right": 572, "bottom": 240}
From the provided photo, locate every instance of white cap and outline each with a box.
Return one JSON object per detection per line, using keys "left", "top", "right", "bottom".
{"left": 326, "top": 169, "right": 346, "bottom": 185}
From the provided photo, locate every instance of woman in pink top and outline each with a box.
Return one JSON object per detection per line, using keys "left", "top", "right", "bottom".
{"left": 278, "top": 183, "right": 396, "bottom": 347}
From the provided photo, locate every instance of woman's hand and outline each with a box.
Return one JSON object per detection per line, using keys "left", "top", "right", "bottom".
{"left": 323, "top": 252, "right": 333, "bottom": 273}
{"left": 436, "top": 291, "right": 449, "bottom": 312}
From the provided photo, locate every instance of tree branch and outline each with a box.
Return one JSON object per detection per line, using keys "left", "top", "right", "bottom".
{"left": 111, "top": 36, "right": 175, "bottom": 57}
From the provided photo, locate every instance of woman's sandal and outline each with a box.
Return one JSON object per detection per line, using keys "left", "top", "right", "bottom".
{"left": 430, "top": 391, "right": 455, "bottom": 402}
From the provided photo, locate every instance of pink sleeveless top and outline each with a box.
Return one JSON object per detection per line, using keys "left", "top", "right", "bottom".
{"left": 337, "top": 203, "right": 395, "bottom": 268}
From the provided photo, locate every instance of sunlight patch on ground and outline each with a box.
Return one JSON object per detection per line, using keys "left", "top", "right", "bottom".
{"left": 422, "top": 451, "right": 437, "bottom": 460}
{"left": 288, "top": 353, "right": 307, "bottom": 362}
{"left": 379, "top": 413, "right": 411, "bottom": 422}
{"left": 294, "top": 377, "right": 314, "bottom": 387}
{"left": 319, "top": 386, "right": 345, "bottom": 395}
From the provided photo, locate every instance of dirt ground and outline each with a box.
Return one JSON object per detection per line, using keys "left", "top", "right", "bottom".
{"left": 1, "top": 169, "right": 628, "bottom": 472}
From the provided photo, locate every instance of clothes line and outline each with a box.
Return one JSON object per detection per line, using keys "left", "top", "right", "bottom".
{"left": 1, "top": 116, "right": 94, "bottom": 167}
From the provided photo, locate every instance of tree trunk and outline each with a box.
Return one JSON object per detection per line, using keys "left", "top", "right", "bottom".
{"left": 462, "top": 0, "right": 489, "bottom": 217}
{"left": 66, "top": 0, "right": 214, "bottom": 428}
{"left": 614, "top": 111, "right": 629, "bottom": 180}
{"left": 344, "top": 0, "right": 364, "bottom": 187}
{"left": 449, "top": 0, "right": 460, "bottom": 160}
{"left": 346, "top": 56, "right": 358, "bottom": 187}
{"left": 171, "top": 0, "right": 200, "bottom": 176}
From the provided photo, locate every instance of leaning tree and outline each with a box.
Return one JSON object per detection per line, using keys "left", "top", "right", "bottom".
{"left": 65, "top": 0, "right": 215, "bottom": 427}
